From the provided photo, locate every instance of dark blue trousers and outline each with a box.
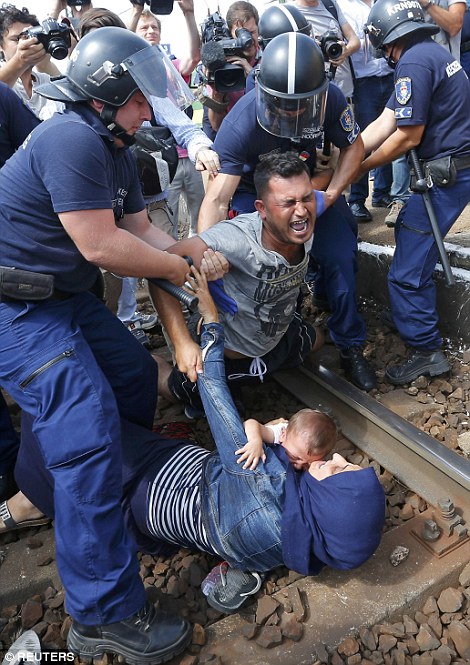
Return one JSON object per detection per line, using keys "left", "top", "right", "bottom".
{"left": 390, "top": 168, "right": 470, "bottom": 348}
{"left": 0, "top": 292, "right": 158, "bottom": 624}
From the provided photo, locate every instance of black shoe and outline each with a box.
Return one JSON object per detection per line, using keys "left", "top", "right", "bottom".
{"left": 67, "top": 601, "right": 192, "bottom": 665}
{"left": 204, "top": 565, "right": 264, "bottom": 614}
{"left": 0, "top": 470, "right": 18, "bottom": 503}
{"left": 385, "top": 349, "right": 450, "bottom": 386}
{"left": 349, "top": 201, "right": 372, "bottom": 222}
{"left": 372, "top": 195, "right": 393, "bottom": 208}
{"left": 340, "top": 347, "right": 377, "bottom": 391}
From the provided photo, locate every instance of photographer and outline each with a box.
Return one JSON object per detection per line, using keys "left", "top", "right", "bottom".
{"left": 0, "top": 4, "right": 64, "bottom": 119}
{"left": 201, "top": 1, "right": 261, "bottom": 138}
{"left": 293, "top": 0, "right": 359, "bottom": 101}
{"left": 49, "top": 0, "right": 92, "bottom": 26}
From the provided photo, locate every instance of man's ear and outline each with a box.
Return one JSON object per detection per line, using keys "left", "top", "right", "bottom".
{"left": 89, "top": 99, "right": 105, "bottom": 113}
{"left": 254, "top": 199, "right": 266, "bottom": 218}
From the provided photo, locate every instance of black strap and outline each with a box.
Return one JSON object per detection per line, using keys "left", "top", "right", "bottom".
{"left": 321, "top": 0, "right": 356, "bottom": 82}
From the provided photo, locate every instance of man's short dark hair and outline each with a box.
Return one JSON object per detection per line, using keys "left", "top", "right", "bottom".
{"left": 254, "top": 152, "right": 311, "bottom": 199}
{"left": 78, "top": 8, "right": 126, "bottom": 38}
{"left": 0, "top": 4, "right": 39, "bottom": 44}
{"left": 226, "top": 1, "right": 259, "bottom": 32}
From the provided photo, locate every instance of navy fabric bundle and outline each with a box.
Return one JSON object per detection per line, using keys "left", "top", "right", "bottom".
{"left": 282, "top": 464, "right": 385, "bottom": 575}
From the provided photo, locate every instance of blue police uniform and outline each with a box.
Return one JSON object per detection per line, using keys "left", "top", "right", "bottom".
{"left": 0, "top": 82, "right": 39, "bottom": 481}
{"left": 385, "top": 38, "right": 470, "bottom": 349}
{"left": 212, "top": 86, "right": 366, "bottom": 349}
{"left": 0, "top": 105, "right": 159, "bottom": 625}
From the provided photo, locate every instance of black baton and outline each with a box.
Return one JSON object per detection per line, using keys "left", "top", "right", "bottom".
{"left": 147, "top": 255, "right": 199, "bottom": 312}
{"left": 408, "top": 149, "right": 455, "bottom": 287}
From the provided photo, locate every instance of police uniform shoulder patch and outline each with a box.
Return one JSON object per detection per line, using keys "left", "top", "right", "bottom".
{"left": 339, "top": 106, "right": 355, "bottom": 132}
{"left": 395, "top": 107, "right": 412, "bottom": 119}
{"left": 395, "top": 77, "right": 412, "bottom": 105}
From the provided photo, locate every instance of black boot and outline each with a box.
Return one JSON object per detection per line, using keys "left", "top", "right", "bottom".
{"left": 385, "top": 349, "right": 450, "bottom": 385}
{"left": 340, "top": 347, "right": 377, "bottom": 392}
{"left": 67, "top": 601, "right": 192, "bottom": 665}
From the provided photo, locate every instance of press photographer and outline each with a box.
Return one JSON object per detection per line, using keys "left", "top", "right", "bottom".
{"left": 0, "top": 4, "right": 65, "bottom": 120}
{"left": 199, "top": 1, "right": 261, "bottom": 139}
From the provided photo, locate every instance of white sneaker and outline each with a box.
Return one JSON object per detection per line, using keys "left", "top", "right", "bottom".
{"left": 385, "top": 200, "right": 404, "bottom": 227}
{"left": 140, "top": 313, "right": 159, "bottom": 331}
{"left": 126, "top": 321, "right": 150, "bottom": 348}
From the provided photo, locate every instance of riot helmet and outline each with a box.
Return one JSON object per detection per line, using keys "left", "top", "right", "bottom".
{"left": 256, "top": 32, "right": 328, "bottom": 139}
{"left": 36, "top": 27, "right": 168, "bottom": 144}
{"left": 364, "top": 0, "right": 439, "bottom": 50}
{"left": 258, "top": 4, "right": 311, "bottom": 50}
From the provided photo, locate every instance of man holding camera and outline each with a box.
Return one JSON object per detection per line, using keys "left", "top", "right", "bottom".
{"left": 0, "top": 4, "right": 63, "bottom": 120}
{"left": 200, "top": 1, "right": 261, "bottom": 138}
{"left": 294, "top": 0, "right": 359, "bottom": 101}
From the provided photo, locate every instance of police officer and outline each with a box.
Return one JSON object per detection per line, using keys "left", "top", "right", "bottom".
{"left": 0, "top": 27, "right": 193, "bottom": 663}
{"left": 360, "top": 0, "right": 470, "bottom": 384}
{"left": 197, "top": 32, "right": 377, "bottom": 392}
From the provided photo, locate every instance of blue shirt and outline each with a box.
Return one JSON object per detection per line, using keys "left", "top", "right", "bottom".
{"left": 0, "top": 81, "right": 39, "bottom": 168}
{"left": 385, "top": 38, "right": 470, "bottom": 160}
{"left": 0, "top": 105, "right": 145, "bottom": 292}
{"left": 213, "top": 85, "right": 359, "bottom": 194}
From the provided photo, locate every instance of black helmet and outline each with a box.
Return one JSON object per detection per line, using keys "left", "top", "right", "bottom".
{"left": 364, "top": 0, "right": 439, "bottom": 49}
{"left": 36, "top": 27, "right": 167, "bottom": 105}
{"left": 258, "top": 4, "right": 311, "bottom": 50}
{"left": 256, "top": 32, "right": 328, "bottom": 139}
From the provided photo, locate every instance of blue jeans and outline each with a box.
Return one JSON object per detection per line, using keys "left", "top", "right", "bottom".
{"left": 349, "top": 75, "right": 394, "bottom": 204}
{"left": 198, "top": 323, "right": 286, "bottom": 571}
{"left": 0, "top": 292, "right": 157, "bottom": 624}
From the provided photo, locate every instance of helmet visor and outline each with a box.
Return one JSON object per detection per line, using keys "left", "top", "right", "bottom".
{"left": 256, "top": 84, "right": 328, "bottom": 139}
{"left": 123, "top": 45, "right": 194, "bottom": 110}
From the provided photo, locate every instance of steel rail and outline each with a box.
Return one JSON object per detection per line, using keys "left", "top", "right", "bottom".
{"left": 275, "top": 362, "right": 470, "bottom": 521}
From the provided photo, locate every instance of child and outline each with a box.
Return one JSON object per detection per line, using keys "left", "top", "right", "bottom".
{"left": 236, "top": 410, "right": 338, "bottom": 471}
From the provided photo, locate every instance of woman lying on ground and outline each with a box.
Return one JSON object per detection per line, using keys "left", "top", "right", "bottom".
{"left": 3, "top": 268, "right": 386, "bottom": 614}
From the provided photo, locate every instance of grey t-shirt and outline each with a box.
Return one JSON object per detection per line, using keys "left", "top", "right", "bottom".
{"left": 200, "top": 212, "right": 313, "bottom": 358}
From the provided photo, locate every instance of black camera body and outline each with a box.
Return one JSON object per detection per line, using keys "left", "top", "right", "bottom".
{"left": 202, "top": 12, "right": 253, "bottom": 57}
{"left": 26, "top": 18, "right": 71, "bottom": 60}
{"left": 129, "top": 0, "right": 174, "bottom": 15}
{"left": 66, "top": 0, "right": 90, "bottom": 5}
{"left": 319, "top": 30, "right": 343, "bottom": 61}
{"left": 200, "top": 12, "right": 253, "bottom": 92}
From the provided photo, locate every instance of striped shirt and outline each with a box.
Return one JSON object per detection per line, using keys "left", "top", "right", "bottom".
{"left": 146, "top": 443, "right": 216, "bottom": 555}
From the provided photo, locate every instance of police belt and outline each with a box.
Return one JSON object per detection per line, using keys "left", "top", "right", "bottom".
{"left": 460, "top": 40, "right": 470, "bottom": 54}
{"left": 0, "top": 267, "right": 72, "bottom": 303}
{"left": 453, "top": 154, "right": 470, "bottom": 170}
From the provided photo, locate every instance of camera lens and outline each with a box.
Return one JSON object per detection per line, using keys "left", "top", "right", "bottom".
{"left": 326, "top": 42, "right": 343, "bottom": 59}
{"left": 48, "top": 40, "right": 68, "bottom": 60}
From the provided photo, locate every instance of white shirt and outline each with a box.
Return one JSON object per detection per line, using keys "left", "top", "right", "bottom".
{"left": 336, "top": 0, "right": 394, "bottom": 78}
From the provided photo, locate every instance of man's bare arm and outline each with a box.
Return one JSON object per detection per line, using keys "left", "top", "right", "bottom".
{"left": 197, "top": 173, "right": 241, "bottom": 231}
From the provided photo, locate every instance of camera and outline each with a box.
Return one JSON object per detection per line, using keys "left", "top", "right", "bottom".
{"left": 66, "top": 0, "right": 90, "bottom": 5}
{"left": 129, "top": 0, "right": 174, "bottom": 15}
{"left": 319, "top": 30, "right": 343, "bottom": 61}
{"left": 200, "top": 12, "right": 253, "bottom": 92}
{"left": 26, "top": 18, "right": 71, "bottom": 60}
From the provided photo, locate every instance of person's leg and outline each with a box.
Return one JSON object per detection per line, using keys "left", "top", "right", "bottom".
{"left": 117, "top": 277, "right": 140, "bottom": 324}
{"left": 310, "top": 198, "right": 376, "bottom": 390}
{"left": 0, "top": 391, "right": 19, "bottom": 500}
{"left": 0, "top": 296, "right": 145, "bottom": 623}
{"left": 386, "top": 174, "right": 470, "bottom": 383}
{"left": 147, "top": 199, "right": 176, "bottom": 238}
{"left": 180, "top": 159, "right": 205, "bottom": 236}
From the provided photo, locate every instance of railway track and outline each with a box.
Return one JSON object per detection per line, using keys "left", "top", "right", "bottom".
{"left": 275, "top": 361, "right": 470, "bottom": 523}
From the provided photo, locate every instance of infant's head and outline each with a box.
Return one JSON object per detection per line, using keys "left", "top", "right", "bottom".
{"left": 280, "top": 408, "right": 337, "bottom": 470}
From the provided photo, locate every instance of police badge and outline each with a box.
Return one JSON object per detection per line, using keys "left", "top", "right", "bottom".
{"left": 339, "top": 106, "right": 355, "bottom": 132}
{"left": 395, "top": 77, "right": 412, "bottom": 105}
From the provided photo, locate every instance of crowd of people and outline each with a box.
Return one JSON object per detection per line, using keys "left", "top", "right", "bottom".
{"left": 0, "top": 0, "right": 469, "bottom": 662}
